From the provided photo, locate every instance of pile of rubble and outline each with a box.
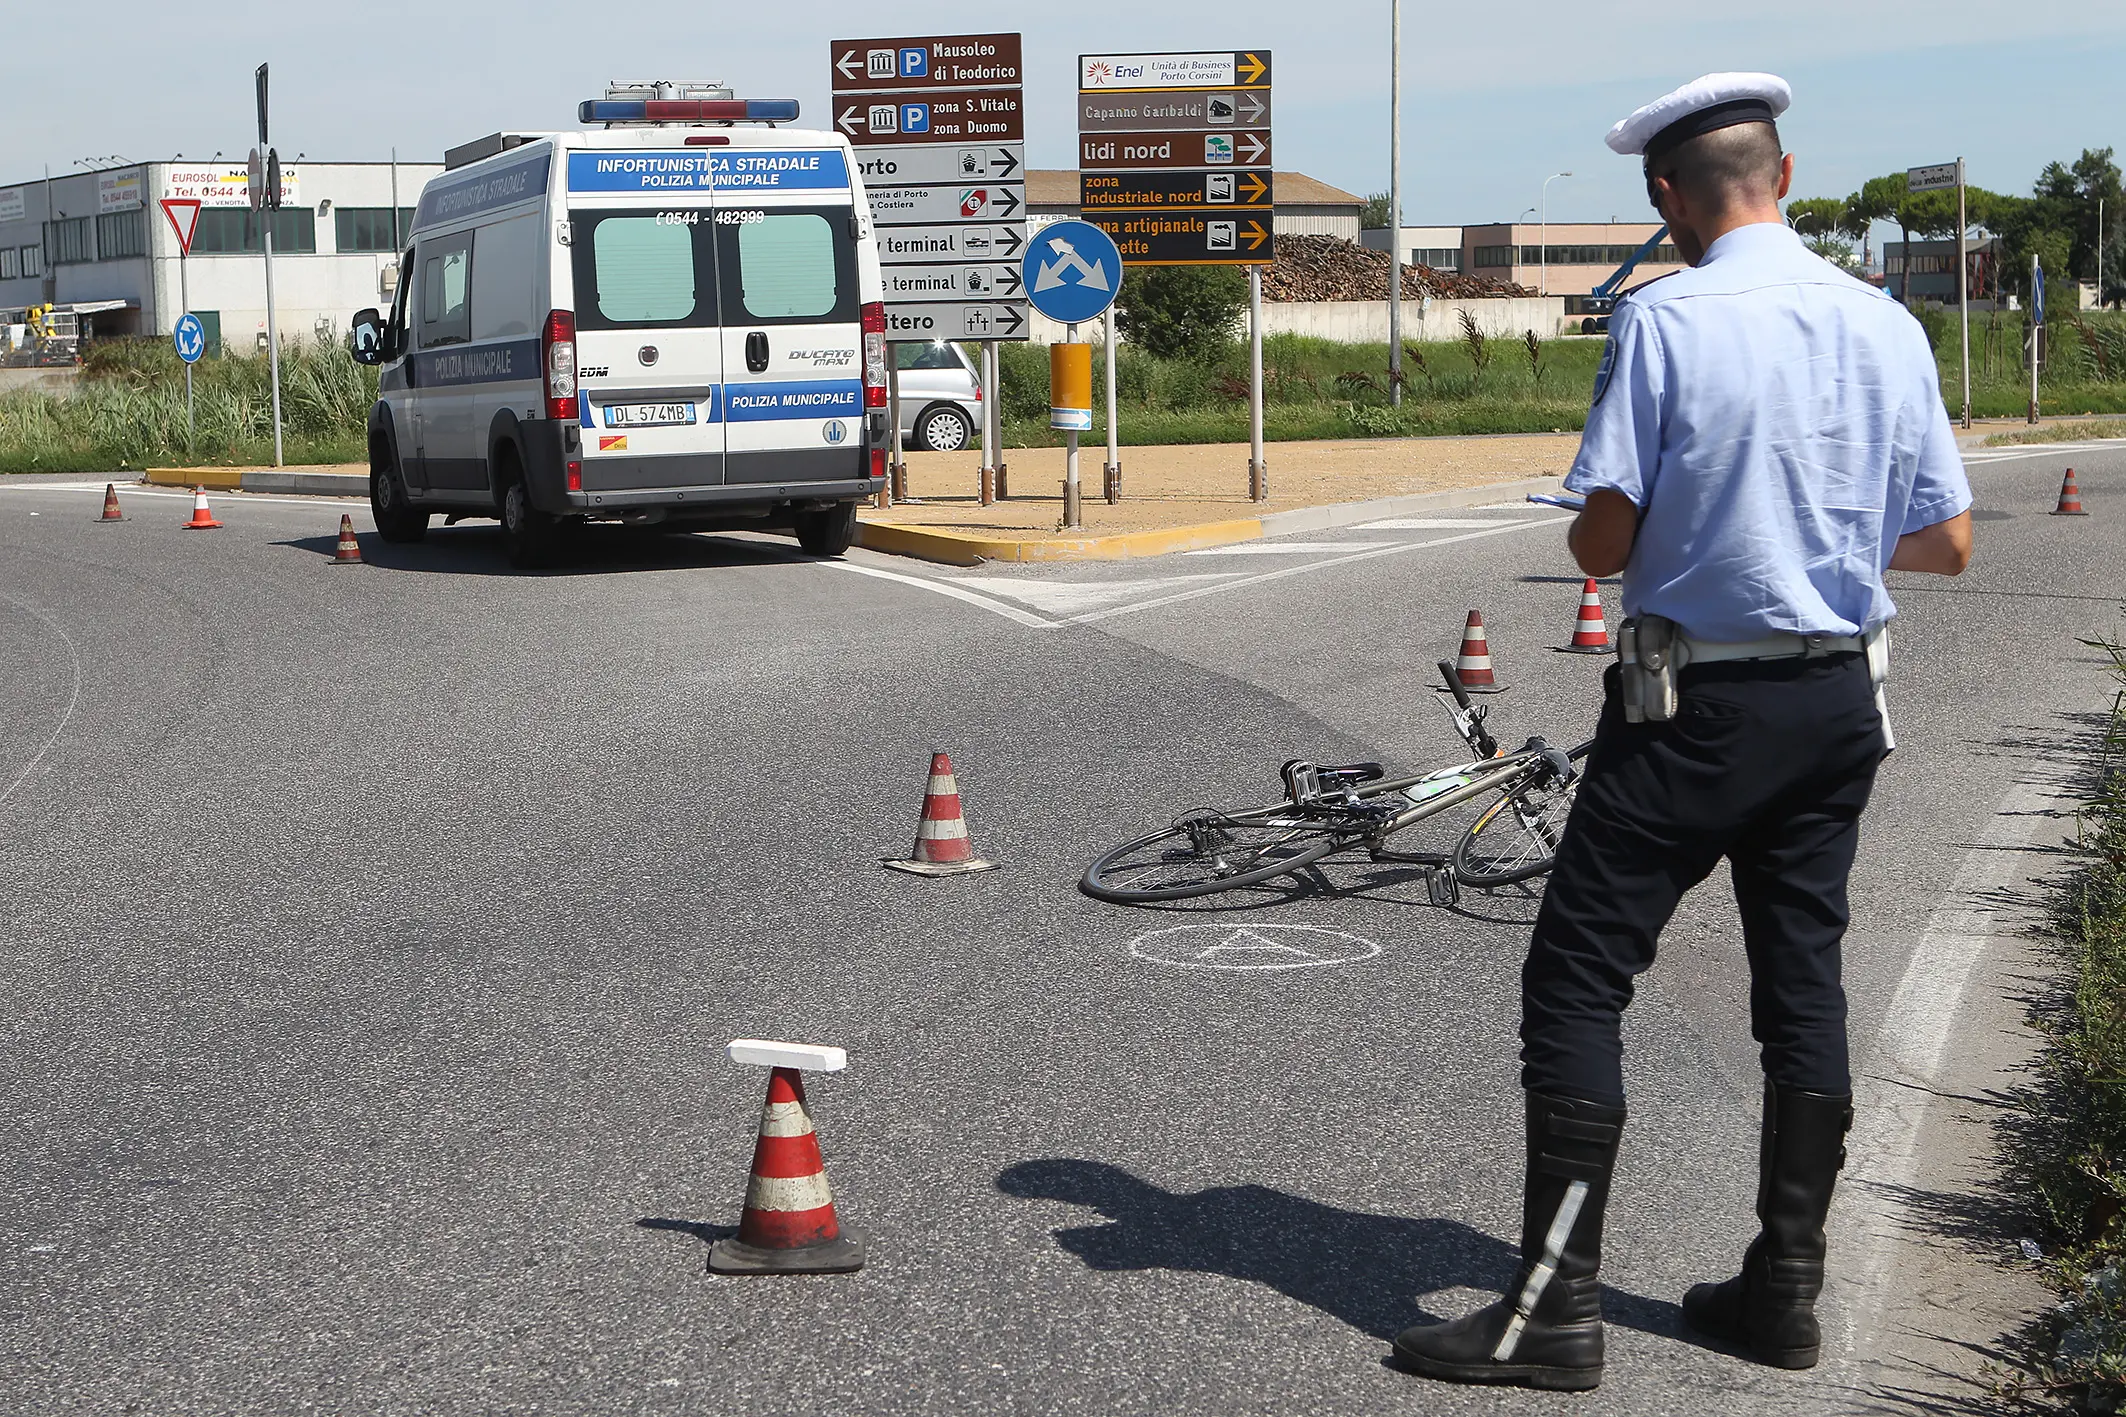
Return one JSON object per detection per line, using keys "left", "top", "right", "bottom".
{"left": 1262, "top": 234, "right": 1535, "bottom": 302}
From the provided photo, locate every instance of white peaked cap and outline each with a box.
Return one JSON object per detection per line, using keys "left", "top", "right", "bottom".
{"left": 1606, "top": 72, "right": 1792, "bottom": 159}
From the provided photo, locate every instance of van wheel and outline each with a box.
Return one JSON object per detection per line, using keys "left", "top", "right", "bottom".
{"left": 500, "top": 474, "right": 557, "bottom": 569}
{"left": 370, "top": 433, "right": 428, "bottom": 543}
{"left": 915, "top": 404, "right": 973, "bottom": 453}
{"left": 794, "top": 501, "right": 858, "bottom": 557}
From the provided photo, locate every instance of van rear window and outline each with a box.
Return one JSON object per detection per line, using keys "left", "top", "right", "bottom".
{"left": 588, "top": 216, "right": 700, "bottom": 323}
{"left": 735, "top": 214, "right": 837, "bottom": 320}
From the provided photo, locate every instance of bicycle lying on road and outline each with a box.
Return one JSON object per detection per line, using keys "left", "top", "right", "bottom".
{"left": 1080, "top": 662, "right": 1594, "bottom": 905}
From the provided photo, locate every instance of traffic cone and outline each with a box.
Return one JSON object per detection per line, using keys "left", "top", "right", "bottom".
{"left": 1439, "top": 610, "right": 1506, "bottom": 693}
{"left": 708, "top": 1066, "right": 867, "bottom": 1275}
{"left": 332, "top": 514, "right": 363, "bottom": 564}
{"left": 2052, "top": 466, "right": 2089, "bottom": 516}
{"left": 1557, "top": 578, "right": 1612, "bottom": 653}
{"left": 883, "top": 751, "right": 1000, "bottom": 876}
{"left": 181, "top": 486, "right": 222, "bottom": 530}
{"left": 95, "top": 483, "right": 124, "bottom": 522}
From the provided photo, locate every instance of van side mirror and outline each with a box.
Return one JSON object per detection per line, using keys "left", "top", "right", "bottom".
{"left": 350, "top": 307, "right": 385, "bottom": 366}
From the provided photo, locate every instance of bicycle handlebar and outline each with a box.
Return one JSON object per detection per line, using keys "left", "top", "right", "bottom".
{"left": 1436, "top": 659, "right": 1472, "bottom": 709}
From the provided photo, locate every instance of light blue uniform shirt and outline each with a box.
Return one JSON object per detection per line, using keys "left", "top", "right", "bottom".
{"left": 1563, "top": 222, "right": 1972, "bottom": 641}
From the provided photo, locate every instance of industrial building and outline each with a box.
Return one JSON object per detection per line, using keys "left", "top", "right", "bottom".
{"left": 0, "top": 158, "right": 441, "bottom": 361}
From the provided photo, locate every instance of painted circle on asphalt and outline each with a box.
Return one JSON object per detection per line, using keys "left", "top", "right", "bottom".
{"left": 1128, "top": 923, "right": 1381, "bottom": 972}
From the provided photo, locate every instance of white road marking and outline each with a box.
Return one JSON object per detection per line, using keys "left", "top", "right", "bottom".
{"left": 829, "top": 560, "right": 1058, "bottom": 629}
{"left": 1182, "top": 540, "right": 1393, "bottom": 555}
{"left": 1356, "top": 517, "right": 1527, "bottom": 530}
{"left": 940, "top": 573, "right": 1239, "bottom": 616}
{"left": 1833, "top": 770, "right": 2063, "bottom": 1360}
{"left": 1128, "top": 923, "right": 1381, "bottom": 971}
{"left": 1961, "top": 437, "right": 2126, "bottom": 463}
{"left": 0, "top": 595, "right": 84, "bottom": 813}
{"left": 1071, "top": 517, "right": 1575, "bottom": 624}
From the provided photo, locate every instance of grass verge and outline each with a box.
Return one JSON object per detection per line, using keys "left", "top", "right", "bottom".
{"left": 2000, "top": 649, "right": 2126, "bottom": 1412}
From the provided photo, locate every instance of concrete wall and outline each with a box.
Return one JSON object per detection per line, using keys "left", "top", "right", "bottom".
{"left": 1259, "top": 298, "right": 1570, "bottom": 342}
{"left": 1023, "top": 296, "right": 1571, "bottom": 347}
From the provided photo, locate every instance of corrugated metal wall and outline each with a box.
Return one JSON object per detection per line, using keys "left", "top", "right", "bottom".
{"left": 1274, "top": 210, "right": 1359, "bottom": 240}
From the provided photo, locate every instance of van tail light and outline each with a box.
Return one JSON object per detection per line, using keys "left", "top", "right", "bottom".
{"left": 543, "top": 310, "right": 577, "bottom": 421}
{"left": 862, "top": 301, "right": 887, "bottom": 409}
{"left": 566, "top": 460, "right": 582, "bottom": 492}
{"left": 870, "top": 449, "right": 885, "bottom": 482}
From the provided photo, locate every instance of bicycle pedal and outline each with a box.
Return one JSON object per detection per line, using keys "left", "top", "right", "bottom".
{"left": 1425, "top": 868, "right": 1460, "bottom": 908}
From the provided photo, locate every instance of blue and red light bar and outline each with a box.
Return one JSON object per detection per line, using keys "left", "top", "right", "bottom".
{"left": 578, "top": 98, "right": 800, "bottom": 124}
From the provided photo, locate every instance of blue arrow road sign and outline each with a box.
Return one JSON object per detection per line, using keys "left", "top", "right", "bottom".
{"left": 1022, "top": 219, "right": 1122, "bottom": 324}
{"left": 2034, "top": 263, "right": 2045, "bottom": 325}
{"left": 173, "top": 312, "right": 206, "bottom": 364}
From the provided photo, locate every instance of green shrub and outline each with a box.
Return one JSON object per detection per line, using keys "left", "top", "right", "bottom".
{"left": 1115, "top": 266, "right": 1246, "bottom": 361}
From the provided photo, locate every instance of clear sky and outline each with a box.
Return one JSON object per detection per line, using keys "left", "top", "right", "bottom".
{"left": 7, "top": 1, "right": 2120, "bottom": 227}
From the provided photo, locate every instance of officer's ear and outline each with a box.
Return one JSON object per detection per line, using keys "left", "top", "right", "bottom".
{"left": 1775, "top": 153, "right": 1795, "bottom": 202}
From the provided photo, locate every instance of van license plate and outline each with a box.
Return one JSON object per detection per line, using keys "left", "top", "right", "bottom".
{"left": 605, "top": 402, "right": 695, "bottom": 427}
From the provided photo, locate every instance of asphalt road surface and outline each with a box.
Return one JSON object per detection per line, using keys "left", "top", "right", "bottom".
{"left": 2, "top": 442, "right": 2121, "bottom": 1416}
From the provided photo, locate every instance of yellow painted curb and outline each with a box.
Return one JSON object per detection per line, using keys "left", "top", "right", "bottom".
{"left": 144, "top": 467, "right": 244, "bottom": 491}
{"left": 856, "top": 516, "right": 1265, "bottom": 566}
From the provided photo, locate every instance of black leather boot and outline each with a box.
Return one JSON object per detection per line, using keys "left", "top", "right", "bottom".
{"left": 1392, "top": 1091, "right": 1626, "bottom": 1391}
{"left": 1682, "top": 1082, "right": 1853, "bottom": 1369}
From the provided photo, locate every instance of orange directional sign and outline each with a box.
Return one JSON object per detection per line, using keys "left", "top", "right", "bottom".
{"left": 1079, "top": 170, "right": 1272, "bottom": 212}
{"left": 1084, "top": 212, "right": 1273, "bottom": 266}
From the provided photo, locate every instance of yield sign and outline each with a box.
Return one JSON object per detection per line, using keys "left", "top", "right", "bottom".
{"left": 159, "top": 198, "right": 202, "bottom": 255}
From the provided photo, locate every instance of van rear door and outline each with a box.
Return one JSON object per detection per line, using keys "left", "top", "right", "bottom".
{"left": 568, "top": 197, "right": 726, "bottom": 490}
{"left": 714, "top": 157, "right": 865, "bottom": 487}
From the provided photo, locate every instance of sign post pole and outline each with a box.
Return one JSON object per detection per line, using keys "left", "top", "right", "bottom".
{"left": 883, "top": 359, "right": 900, "bottom": 507}
{"left": 254, "top": 64, "right": 285, "bottom": 469}
{"left": 977, "top": 341, "right": 995, "bottom": 506}
{"left": 1102, "top": 311, "right": 1120, "bottom": 502}
{"left": 181, "top": 251, "right": 193, "bottom": 438}
{"left": 1388, "top": 0, "right": 1402, "bottom": 407}
{"left": 993, "top": 341, "right": 1009, "bottom": 499}
{"left": 2030, "top": 252, "right": 2042, "bottom": 425}
{"left": 1957, "top": 157, "right": 1971, "bottom": 429}
{"left": 1248, "top": 266, "right": 1266, "bottom": 502}
{"left": 1064, "top": 323, "right": 1082, "bottom": 529}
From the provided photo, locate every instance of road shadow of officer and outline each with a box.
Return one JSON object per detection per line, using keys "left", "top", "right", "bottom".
{"left": 996, "top": 1159, "right": 1678, "bottom": 1343}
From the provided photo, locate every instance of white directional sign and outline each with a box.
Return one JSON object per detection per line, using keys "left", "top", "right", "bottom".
{"left": 882, "top": 301, "right": 1028, "bottom": 341}
{"left": 851, "top": 144, "right": 1022, "bottom": 188}
{"left": 875, "top": 222, "right": 1026, "bottom": 265}
{"left": 1907, "top": 162, "right": 1959, "bottom": 193}
{"left": 864, "top": 182, "right": 1023, "bottom": 227}
{"left": 833, "top": 31, "right": 1029, "bottom": 339}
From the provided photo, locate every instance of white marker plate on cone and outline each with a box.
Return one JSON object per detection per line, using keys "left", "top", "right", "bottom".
{"left": 727, "top": 1040, "right": 848, "bottom": 1072}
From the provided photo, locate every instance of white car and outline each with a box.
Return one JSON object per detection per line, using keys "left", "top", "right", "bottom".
{"left": 895, "top": 340, "right": 982, "bottom": 452}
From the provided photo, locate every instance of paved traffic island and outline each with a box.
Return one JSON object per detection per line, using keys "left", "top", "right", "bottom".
{"left": 860, "top": 433, "right": 1577, "bottom": 563}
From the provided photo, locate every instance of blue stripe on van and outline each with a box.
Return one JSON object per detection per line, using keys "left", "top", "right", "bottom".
{"left": 410, "top": 339, "right": 542, "bottom": 389}
{"left": 722, "top": 379, "right": 862, "bottom": 421}
{"left": 412, "top": 153, "right": 551, "bottom": 233}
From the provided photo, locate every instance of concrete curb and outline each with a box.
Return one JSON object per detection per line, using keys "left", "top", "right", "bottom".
{"left": 855, "top": 473, "right": 1567, "bottom": 566}
{"left": 146, "top": 468, "right": 367, "bottom": 497}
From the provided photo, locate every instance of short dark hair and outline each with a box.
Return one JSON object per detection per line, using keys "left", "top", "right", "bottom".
{"left": 1647, "top": 121, "right": 1782, "bottom": 212}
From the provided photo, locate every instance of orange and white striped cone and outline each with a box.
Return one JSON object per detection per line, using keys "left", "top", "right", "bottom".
{"left": 332, "top": 514, "right": 363, "bottom": 564}
{"left": 182, "top": 486, "right": 222, "bottom": 530}
{"left": 1557, "top": 578, "right": 1612, "bottom": 654}
{"left": 2051, "top": 466, "right": 2089, "bottom": 516}
{"left": 709, "top": 1065, "right": 866, "bottom": 1275}
{"left": 1437, "top": 610, "right": 1506, "bottom": 693}
{"left": 883, "top": 751, "right": 1000, "bottom": 876}
{"left": 96, "top": 483, "right": 125, "bottom": 522}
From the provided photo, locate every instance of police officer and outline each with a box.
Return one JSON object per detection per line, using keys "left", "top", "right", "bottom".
{"left": 1393, "top": 73, "right": 1974, "bottom": 1391}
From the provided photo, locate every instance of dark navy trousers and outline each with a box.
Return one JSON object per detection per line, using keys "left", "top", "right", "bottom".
{"left": 1521, "top": 653, "right": 1888, "bottom": 1108}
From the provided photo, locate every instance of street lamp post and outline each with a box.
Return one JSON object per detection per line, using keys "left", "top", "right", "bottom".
{"left": 1541, "top": 172, "right": 1572, "bottom": 298}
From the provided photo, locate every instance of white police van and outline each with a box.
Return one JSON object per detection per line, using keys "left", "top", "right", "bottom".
{"left": 351, "top": 84, "right": 888, "bottom": 567}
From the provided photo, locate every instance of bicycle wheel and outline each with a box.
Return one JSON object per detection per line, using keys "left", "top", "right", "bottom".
{"left": 1451, "top": 761, "right": 1583, "bottom": 887}
{"left": 1081, "top": 806, "right": 1349, "bottom": 904}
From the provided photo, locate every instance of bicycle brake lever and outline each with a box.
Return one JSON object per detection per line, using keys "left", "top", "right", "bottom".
{"left": 1539, "top": 747, "right": 1575, "bottom": 784}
